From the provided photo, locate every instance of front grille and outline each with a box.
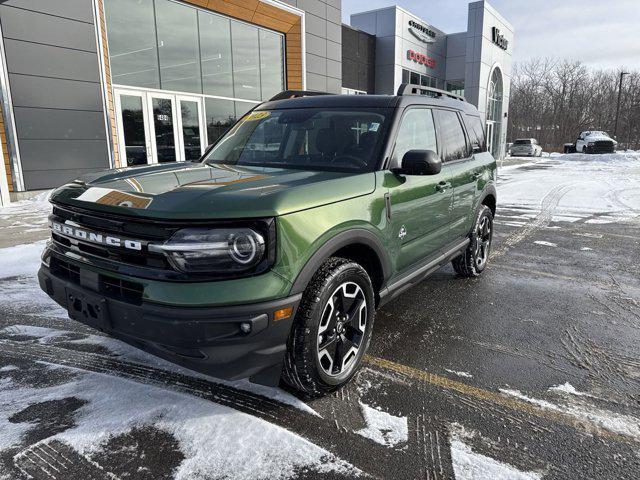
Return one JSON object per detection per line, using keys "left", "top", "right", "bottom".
{"left": 99, "top": 275, "right": 144, "bottom": 305}
{"left": 50, "top": 256, "right": 143, "bottom": 305}
{"left": 592, "top": 141, "right": 614, "bottom": 153}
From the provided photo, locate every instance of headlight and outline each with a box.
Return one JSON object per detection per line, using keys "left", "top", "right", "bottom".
{"left": 152, "top": 227, "right": 266, "bottom": 274}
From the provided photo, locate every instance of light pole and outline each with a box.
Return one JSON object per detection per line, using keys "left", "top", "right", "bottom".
{"left": 613, "top": 71, "right": 629, "bottom": 140}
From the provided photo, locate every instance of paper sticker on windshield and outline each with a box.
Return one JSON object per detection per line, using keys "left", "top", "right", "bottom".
{"left": 369, "top": 123, "right": 380, "bottom": 132}
{"left": 244, "top": 111, "right": 270, "bottom": 121}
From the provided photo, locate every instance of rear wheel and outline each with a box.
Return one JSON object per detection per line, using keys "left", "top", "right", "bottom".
{"left": 452, "top": 205, "right": 493, "bottom": 277}
{"left": 282, "top": 257, "right": 375, "bottom": 398}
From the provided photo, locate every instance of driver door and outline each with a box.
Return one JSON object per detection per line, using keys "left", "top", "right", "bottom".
{"left": 385, "top": 108, "right": 454, "bottom": 273}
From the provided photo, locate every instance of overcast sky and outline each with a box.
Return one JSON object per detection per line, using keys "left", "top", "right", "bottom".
{"left": 342, "top": 0, "right": 640, "bottom": 71}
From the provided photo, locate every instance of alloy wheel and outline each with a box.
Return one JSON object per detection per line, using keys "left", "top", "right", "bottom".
{"left": 475, "top": 215, "right": 492, "bottom": 269}
{"left": 316, "top": 282, "right": 367, "bottom": 377}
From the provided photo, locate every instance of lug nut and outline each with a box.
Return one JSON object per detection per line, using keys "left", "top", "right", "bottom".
{"left": 240, "top": 322, "right": 252, "bottom": 334}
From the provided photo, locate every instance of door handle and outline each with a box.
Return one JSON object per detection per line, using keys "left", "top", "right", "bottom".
{"left": 436, "top": 181, "right": 451, "bottom": 192}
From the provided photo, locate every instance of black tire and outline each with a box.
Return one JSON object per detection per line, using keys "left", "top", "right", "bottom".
{"left": 282, "top": 257, "right": 375, "bottom": 398}
{"left": 452, "top": 205, "right": 494, "bottom": 277}
{"left": 582, "top": 145, "right": 589, "bottom": 154}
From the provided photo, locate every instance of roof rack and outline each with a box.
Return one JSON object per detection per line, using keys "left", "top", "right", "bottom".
{"left": 269, "top": 90, "right": 331, "bottom": 101}
{"left": 397, "top": 83, "right": 465, "bottom": 102}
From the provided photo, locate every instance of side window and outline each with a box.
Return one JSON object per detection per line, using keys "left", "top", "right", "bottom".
{"left": 465, "top": 114, "right": 486, "bottom": 152}
{"left": 391, "top": 108, "right": 437, "bottom": 168}
{"left": 435, "top": 110, "right": 471, "bottom": 162}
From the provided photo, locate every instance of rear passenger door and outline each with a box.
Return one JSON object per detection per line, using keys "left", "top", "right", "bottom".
{"left": 433, "top": 109, "right": 481, "bottom": 240}
{"left": 385, "top": 108, "right": 454, "bottom": 273}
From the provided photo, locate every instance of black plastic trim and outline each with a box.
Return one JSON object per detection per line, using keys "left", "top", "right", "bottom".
{"left": 289, "top": 228, "right": 392, "bottom": 295}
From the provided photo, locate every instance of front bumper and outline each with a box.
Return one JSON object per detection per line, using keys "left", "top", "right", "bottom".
{"left": 38, "top": 252, "right": 301, "bottom": 385}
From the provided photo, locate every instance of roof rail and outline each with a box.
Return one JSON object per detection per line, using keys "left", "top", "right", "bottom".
{"left": 397, "top": 83, "right": 465, "bottom": 102}
{"left": 269, "top": 90, "right": 331, "bottom": 101}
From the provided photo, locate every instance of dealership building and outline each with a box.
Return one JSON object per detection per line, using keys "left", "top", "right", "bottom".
{"left": 0, "top": 0, "right": 512, "bottom": 203}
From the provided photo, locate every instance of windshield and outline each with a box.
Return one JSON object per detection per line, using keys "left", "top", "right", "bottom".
{"left": 514, "top": 139, "right": 532, "bottom": 145}
{"left": 202, "top": 108, "right": 391, "bottom": 172}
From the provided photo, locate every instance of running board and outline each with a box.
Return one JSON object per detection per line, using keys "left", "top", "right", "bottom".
{"left": 378, "top": 239, "right": 469, "bottom": 307}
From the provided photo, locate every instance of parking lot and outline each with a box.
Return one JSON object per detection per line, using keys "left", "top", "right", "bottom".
{"left": 1, "top": 153, "right": 639, "bottom": 479}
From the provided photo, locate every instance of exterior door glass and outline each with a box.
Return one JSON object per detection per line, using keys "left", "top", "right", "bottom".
{"left": 152, "top": 98, "right": 177, "bottom": 163}
{"left": 120, "top": 95, "right": 148, "bottom": 166}
{"left": 180, "top": 100, "right": 202, "bottom": 161}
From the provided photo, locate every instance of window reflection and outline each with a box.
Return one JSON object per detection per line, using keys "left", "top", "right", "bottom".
{"left": 155, "top": 0, "right": 201, "bottom": 93}
{"left": 104, "top": 0, "right": 159, "bottom": 89}
{"left": 231, "top": 21, "right": 261, "bottom": 101}
{"left": 259, "top": 30, "right": 284, "bottom": 100}
{"left": 152, "top": 98, "right": 177, "bottom": 162}
{"left": 205, "top": 98, "right": 235, "bottom": 146}
{"left": 200, "top": 12, "right": 233, "bottom": 98}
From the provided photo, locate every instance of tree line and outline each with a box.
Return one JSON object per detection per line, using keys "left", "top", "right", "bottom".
{"left": 507, "top": 58, "right": 640, "bottom": 151}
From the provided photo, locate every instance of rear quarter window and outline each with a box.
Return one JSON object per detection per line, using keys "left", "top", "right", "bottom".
{"left": 465, "top": 115, "right": 486, "bottom": 151}
{"left": 435, "top": 109, "right": 471, "bottom": 162}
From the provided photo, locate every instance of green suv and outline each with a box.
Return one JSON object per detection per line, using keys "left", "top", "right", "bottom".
{"left": 39, "top": 85, "right": 496, "bottom": 397}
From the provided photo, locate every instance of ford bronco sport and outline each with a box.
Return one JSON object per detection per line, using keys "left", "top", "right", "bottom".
{"left": 39, "top": 84, "right": 497, "bottom": 397}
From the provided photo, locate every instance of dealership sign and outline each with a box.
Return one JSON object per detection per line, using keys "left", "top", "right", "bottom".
{"left": 407, "top": 50, "right": 436, "bottom": 68}
{"left": 491, "top": 27, "right": 508, "bottom": 50}
{"left": 408, "top": 20, "right": 436, "bottom": 44}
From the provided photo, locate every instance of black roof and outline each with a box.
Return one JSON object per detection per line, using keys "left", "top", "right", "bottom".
{"left": 257, "top": 94, "right": 481, "bottom": 116}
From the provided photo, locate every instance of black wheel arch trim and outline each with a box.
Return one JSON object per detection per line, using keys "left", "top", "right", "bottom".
{"left": 477, "top": 183, "right": 497, "bottom": 214}
{"left": 289, "top": 228, "right": 392, "bottom": 296}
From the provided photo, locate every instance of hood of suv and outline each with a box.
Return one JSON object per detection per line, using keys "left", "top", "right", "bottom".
{"left": 50, "top": 162, "right": 376, "bottom": 220}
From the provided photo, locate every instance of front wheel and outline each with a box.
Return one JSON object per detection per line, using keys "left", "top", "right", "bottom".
{"left": 452, "top": 205, "right": 493, "bottom": 277}
{"left": 282, "top": 257, "right": 375, "bottom": 398}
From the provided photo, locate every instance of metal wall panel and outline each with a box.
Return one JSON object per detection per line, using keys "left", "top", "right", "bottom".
{"left": 14, "top": 108, "right": 107, "bottom": 140}
{"left": 19, "top": 140, "right": 110, "bottom": 173}
{"left": 0, "top": 6, "right": 97, "bottom": 52}
{"left": 1, "top": 0, "right": 95, "bottom": 23}
{"left": 0, "top": 1, "right": 110, "bottom": 190}
{"left": 9, "top": 74, "right": 103, "bottom": 111}
{"left": 3, "top": 39, "right": 100, "bottom": 82}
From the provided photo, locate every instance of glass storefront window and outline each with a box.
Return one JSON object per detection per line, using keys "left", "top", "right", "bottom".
{"left": 200, "top": 12, "right": 233, "bottom": 98}
{"left": 231, "top": 21, "right": 261, "bottom": 101}
{"left": 235, "top": 101, "right": 254, "bottom": 119}
{"left": 155, "top": 0, "right": 201, "bottom": 94}
{"left": 104, "top": 0, "right": 159, "bottom": 89}
{"left": 259, "top": 30, "right": 284, "bottom": 100}
{"left": 205, "top": 98, "right": 235, "bottom": 146}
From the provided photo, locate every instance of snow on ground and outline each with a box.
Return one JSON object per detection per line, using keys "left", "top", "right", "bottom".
{"left": 0, "top": 364, "right": 355, "bottom": 480}
{"left": 548, "top": 382, "right": 590, "bottom": 397}
{"left": 0, "top": 191, "right": 52, "bottom": 229}
{"left": 498, "top": 152, "right": 640, "bottom": 225}
{"left": 500, "top": 388, "right": 640, "bottom": 440}
{"left": 445, "top": 369, "right": 473, "bottom": 378}
{"left": 533, "top": 241, "right": 557, "bottom": 247}
{"left": 355, "top": 401, "right": 408, "bottom": 447}
{"left": 449, "top": 423, "right": 541, "bottom": 480}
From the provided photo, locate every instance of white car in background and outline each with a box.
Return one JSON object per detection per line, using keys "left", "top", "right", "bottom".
{"left": 509, "top": 138, "right": 543, "bottom": 157}
{"left": 571, "top": 131, "right": 617, "bottom": 154}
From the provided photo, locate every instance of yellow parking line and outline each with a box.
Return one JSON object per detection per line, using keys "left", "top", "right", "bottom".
{"left": 365, "top": 355, "right": 636, "bottom": 445}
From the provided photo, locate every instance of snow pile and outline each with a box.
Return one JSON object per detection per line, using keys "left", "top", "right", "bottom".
{"left": 0, "top": 190, "right": 52, "bottom": 232}
{"left": 445, "top": 369, "right": 473, "bottom": 378}
{"left": 0, "top": 241, "right": 46, "bottom": 279}
{"left": 548, "top": 383, "right": 590, "bottom": 397}
{"left": 0, "top": 366, "right": 355, "bottom": 479}
{"left": 355, "top": 402, "right": 408, "bottom": 447}
{"left": 500, "top": 388, "right": 640, "bottom": 440}
{"left": 449, "top": 424, "right": 541, "bottom": 480}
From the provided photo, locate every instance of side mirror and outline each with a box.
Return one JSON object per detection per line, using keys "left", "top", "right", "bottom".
{"left": 399, "top": 150, "right": 442, "bottom": 175}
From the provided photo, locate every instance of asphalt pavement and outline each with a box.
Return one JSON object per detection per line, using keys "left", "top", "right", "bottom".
{"left": 1, "top": 154, "right": 639, "bottom": 479}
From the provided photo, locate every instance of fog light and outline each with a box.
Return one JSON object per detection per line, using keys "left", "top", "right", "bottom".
{"left": 239, "top": 322, "right": 252, "bottom": 334}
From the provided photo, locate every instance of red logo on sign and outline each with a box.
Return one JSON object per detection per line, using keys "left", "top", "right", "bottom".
{"left": 407, "top": 50, "right": 436, "bottom": 68}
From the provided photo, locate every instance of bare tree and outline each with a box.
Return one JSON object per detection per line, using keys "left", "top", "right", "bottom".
{"left": 508, "top": 58, "right": 639, "bottom": 151}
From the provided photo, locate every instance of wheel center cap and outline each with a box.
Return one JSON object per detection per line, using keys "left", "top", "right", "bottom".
{"left": 336, "top": 321, "right": 344, "bottom": 334}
